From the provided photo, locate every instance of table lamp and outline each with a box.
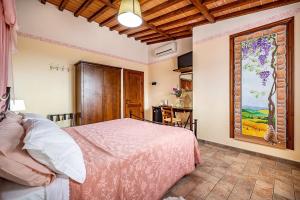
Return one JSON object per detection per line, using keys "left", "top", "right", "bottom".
{"left": 10, "top": 100, "right": 26, "bottom": 112}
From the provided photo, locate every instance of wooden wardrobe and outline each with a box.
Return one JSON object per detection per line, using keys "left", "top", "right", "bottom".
{"left": 75, "top": 61, "right": 121, "bottom": 125}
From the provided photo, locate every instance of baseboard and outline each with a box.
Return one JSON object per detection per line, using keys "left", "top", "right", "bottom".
{"left": 198, "top": 139, "right": 300, "bottom": 168}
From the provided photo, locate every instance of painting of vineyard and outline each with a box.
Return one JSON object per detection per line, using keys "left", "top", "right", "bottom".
{"left": 241, "top": 35, "right": 277, "bottom": 141}
{"left": 231, "top": 18, "right": 295, "bottom": 150}
{"left": 242, "top": 108, "right": 269, "bottom": 137}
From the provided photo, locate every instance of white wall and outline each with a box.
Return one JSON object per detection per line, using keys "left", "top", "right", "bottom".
{"left": 13, "top": 0, "right": 194, "bottom": 122}
{"left": 193, "top": 3, "right": 300, "bottom": 162}
{"left": 13, "top": 0, "right": 151, "bottom": 120}
{"left": 12, "top": 35, "right": 150, "bottom": 120}
{"left": 16, "top": 0, "right": 148, "bottom": 64}
{"left": 148, "top": 37, "right": 192, "bottom": 64}
{"left": 148, "top": 38, "right": 193, "bottom": 111}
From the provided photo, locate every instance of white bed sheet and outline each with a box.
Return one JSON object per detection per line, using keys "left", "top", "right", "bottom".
{"left": 0, "top": 175, "right": 69, "bottom": 200}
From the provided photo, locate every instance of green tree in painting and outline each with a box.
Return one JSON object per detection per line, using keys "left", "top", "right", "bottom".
{"left": 241, "top": 34, "right": 278, "bottom": 143}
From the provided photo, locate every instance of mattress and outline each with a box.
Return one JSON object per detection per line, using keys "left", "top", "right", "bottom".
{"left": 65, "top": 118, "right": 201, "bottom": 200}
{"left": 0, "top": 175, "right": 69, "bottom": 200}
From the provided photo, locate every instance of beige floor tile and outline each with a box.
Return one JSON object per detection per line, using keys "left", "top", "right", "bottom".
{"left": 206, "top": 179, "right": 235, "bottom": 200}
{"left": 250, "top": 180, "right": 273, "bottom": 200}
{"left": 191, "top": 170, "right": 220, "bottom": 185}
{"left": 210, "top": 168, "right": 226, "bottom": 179}
{"left": 295, "top": 191, "right": 300, "bottom": 200}
{"left": 243, "top": 162, "right": 261, "bottom": 175}
{"left": 170, "top": 176, "right": 198, "bottom": 197}
{"left": 163, "top": 142, "right": 299, "bottom": 200}
{"left": 292, "top": 170, "right": 300, "bottom": 177}
{"left": 228, "top": 176, "right": 256, "bottom": 200}
{"left": 187, "top": 181, "right": 216, "bottom": 200}
{"left": 274, "top": 179, "right": 295, "bottom": 200}
{"left": 275, "top": 162, "right": 293, "bottom": 172}
{"left": 228, "top": 162, "right": 246, "bottom": 174}
{"left": 259, "top": 165, "right": 276, "bottom": 178}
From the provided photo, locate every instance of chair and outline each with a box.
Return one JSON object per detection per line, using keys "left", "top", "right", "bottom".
{"left": 161, "top": 106, "right": 182, "bottom": 127}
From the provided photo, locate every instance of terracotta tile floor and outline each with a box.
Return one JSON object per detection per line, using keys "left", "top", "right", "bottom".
{"left": 164, "top": 142, "right": 300, "bottom": 200}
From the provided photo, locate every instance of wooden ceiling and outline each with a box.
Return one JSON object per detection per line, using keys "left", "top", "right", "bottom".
{"left": 41, "top": 0, "right": 300, "bottom": 45}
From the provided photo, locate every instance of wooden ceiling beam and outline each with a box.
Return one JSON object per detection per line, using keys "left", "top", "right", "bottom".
{"left": 128, "top": 29, "right": 155, "bottom": 38}
{"left": 127, "top": 29, "right": 151, "bottom": 37}
{"left": 135, "top": 25, "right": 190, "bottom": 40}
{"left": 88, "top": 6, "right": 109, "bottom": 22}
{"left": 74, "top": 0, "right": 94, "bottom": 17}
{"left": 135, "top": 33, "right": 161, "bottom": 41}
{"left": 100, "top": 1, "right": 190, "bottom": 26}
{"left": 147, "top": 5, "right": 196, "bottom": 24}
{"left": 116, "top": 0, "right": 184, "bottom": 35}
{"left": 140, "top": 0, "right": 152, "bottom": 6}
{"left": 100, "top": 14, "right": 117, "bottom": 26}
{"left": 142, "top": 0, "right": 183, "bottom": 16}
{"left": 59, "top": 0, "right": 70, "bottom": 11}
{"left": 202, "top": 0, "right": 219, "bottom": 5}
{"left": 109, "top": 24, "right": 122, "bottom": 31}
{"left": 141, "top": 35, "right": 168, "bottom": 43}
{"left": 155, "top": 0, "right": 261, "bottom": 31}
{"left": 210, "top": 0, "right": 260, "bottom": 13}
{"left": 119, "top": 26, "right": 150, "bottom": 35}
{"left": 211, "top": 0, "right": 300, "bottom": 23}
{"left": 97, "top": 0, "right": 117, "bottom": 8}
{"left": 87, "top": 0, "right": 174, "bottom": 39}
{"left": 146, "top": 34, "right": 192, "bottom": 45}
{"left": 157, "top": 13, "right": 202, "bottom": 29}
{"left": 189, "top": 0, "right": 215, "bottom": 22}
{"left": 165, "top": 26, "right": 191, "bottom": 34}
{"left": 97, "top": 0, "right": 120, "bottom": 25}
{"left": 186, "top": 0, "right": 300, "bottom": 29}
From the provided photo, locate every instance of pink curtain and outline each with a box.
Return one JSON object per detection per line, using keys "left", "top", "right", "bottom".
{"left": 0, "top": 0, "right": 16, "bottom": 112}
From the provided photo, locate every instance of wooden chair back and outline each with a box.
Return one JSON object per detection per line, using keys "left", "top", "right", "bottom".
{"left": 161, "top": 106, "right": 174, "bottom": 124}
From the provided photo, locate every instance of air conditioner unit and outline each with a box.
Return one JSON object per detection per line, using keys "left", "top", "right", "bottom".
{"left": 154, "top": 42, "right": 177, "bottom": 57}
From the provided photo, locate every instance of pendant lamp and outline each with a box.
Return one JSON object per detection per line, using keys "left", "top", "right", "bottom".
{"left": 118, "top": 0, "right": 142, "bottom": 28}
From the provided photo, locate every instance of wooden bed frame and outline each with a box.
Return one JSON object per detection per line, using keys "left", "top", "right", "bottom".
{"left": 129, "top": 111, "right": 198, "bottom": 138}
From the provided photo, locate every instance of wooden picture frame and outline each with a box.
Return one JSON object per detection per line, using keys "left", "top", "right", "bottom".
{"left": 230, "top": 17, "right": 294, "bottom": 150}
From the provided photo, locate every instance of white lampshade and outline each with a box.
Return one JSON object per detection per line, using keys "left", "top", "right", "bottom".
{"left": 10, "top": 100, "right": 26, "bottom": 112}
{"left": 118, "top": 0, "right": 142, "bottom": 28}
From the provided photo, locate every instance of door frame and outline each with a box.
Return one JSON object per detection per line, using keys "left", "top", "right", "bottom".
{"left": 123, "top": 69, "right": 144, "bottom": 119}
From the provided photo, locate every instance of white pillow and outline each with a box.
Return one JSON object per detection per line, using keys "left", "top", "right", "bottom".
{"left": 21, "top": 113, "right": 46, "bottom": 120}
{"left": 22, "top": 118, "right": 86, "bottom": 184}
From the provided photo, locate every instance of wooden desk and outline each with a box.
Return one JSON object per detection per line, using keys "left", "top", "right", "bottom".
{"left": 152, "top": 106, "right": 193, "bottom": 130}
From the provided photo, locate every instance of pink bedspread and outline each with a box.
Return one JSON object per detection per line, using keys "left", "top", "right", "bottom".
{"left": 64, "top": 118, "right": 201, "bottom": 200}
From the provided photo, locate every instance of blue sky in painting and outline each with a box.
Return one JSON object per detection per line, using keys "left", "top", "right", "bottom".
{"left": 241, "top": 69, "right": 273, "bottom": 109}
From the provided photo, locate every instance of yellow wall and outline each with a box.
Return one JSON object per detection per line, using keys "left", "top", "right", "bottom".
{"left": 149, "top": 58, "right": 180, "bottom": 108}
{"left": 12, "top": 36, "right": 150, "bottom": 119}
{"left": 193, "top": 13, "right": 300, "bottom": 162}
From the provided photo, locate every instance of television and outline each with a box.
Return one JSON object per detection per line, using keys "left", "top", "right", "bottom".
{"left": 177, "top": 51, "right": 192, "bottom": 69}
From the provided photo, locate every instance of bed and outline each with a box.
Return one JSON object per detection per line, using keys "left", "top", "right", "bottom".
{"left": 0, "top": 117, "right": 201, "bottom": 200}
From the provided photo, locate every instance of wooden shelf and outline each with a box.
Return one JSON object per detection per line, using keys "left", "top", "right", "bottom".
{"left": 173, "top": 66, "right": 192, "bottom": 73}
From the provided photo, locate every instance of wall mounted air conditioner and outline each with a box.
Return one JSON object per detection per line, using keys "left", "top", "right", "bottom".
{"left": 154, "top": 42, "right": 177, "bottom": 57}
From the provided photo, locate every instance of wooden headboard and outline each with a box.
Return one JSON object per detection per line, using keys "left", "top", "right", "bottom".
{"left": 0, "top": 87, "right": 10, "bottom": 122}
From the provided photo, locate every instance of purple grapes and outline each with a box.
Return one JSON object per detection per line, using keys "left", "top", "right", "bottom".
{"left": 258, "top": 55, "right": 267, "bottom": 65}
{"left": 243, "top": 37, "right": 272, "bottom": 66}
{"left": 259, "top": 70, "right": 271, "bottom": 86}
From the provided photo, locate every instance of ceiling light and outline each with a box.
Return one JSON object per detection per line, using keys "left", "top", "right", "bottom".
{"left": 118, "top": 0, "right": 142, "bottom": 28}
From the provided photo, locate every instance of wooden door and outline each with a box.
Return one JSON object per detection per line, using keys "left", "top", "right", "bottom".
{"left": 123, "top": 69, "right": 144, "bottom": 119}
